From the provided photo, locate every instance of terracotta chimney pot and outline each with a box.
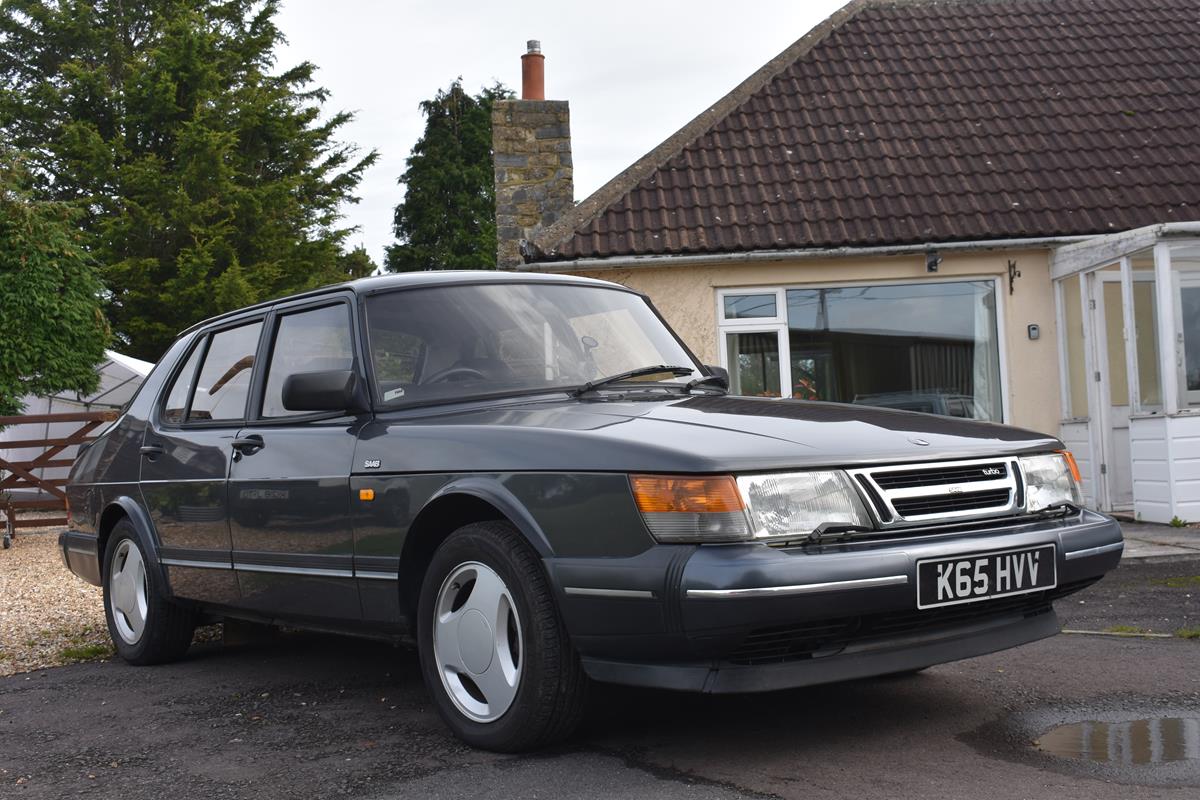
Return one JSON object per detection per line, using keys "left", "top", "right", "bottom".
{"left": 521, "top": 40, "right": 545, "bottom": 100}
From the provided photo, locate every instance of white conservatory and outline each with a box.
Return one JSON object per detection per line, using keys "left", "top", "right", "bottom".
{"left": 1052, "top": 223, "right": 1200, "bottom": 524}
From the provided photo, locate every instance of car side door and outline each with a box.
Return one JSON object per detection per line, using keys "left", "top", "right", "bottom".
{"left": 226, "top": 295, "right": 367, "bottom": 621}
{"left": 142, "top": 316, "right": 265, "bottom": 606}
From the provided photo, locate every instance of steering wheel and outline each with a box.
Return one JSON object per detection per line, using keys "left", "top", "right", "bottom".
{"left": 423, "top": 365, "right": 487, "bottom": 384}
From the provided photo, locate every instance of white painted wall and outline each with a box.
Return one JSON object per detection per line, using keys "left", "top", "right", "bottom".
{"left": 1130, "top": 416, "right": 1171, "bottom": 522}
{"left": 1168, "top": 414, "right": 1200, "bottom": 524}
{"left": 1129, "top": 414, "right": 1200, "bottom": 524}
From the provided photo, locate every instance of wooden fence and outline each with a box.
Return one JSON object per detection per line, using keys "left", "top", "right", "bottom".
{"left": 0, "top": 410, "right": 118, "bottom": 547}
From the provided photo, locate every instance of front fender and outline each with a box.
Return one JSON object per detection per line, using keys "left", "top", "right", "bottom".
{"left": 424, "top": 476, "right": 555, "bottom": 557}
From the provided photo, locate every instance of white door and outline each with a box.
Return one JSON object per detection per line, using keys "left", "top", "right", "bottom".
{"left": 1092, "top": 274, "right": 1134, "bottom": 510}
{"left": 1177, "top": 274, "right": 1200, "bottom": 407}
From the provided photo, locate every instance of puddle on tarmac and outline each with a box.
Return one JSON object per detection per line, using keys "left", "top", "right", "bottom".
{"left": 1036, "top": 718, "right": 1200, "bottom": 764}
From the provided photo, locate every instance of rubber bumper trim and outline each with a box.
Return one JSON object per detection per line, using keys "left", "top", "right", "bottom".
{"left": 685, "top": 574, "right": 909, "bottom": 599}
{"left": 1063, "top": 540, "right": 1124, "bottom": 561}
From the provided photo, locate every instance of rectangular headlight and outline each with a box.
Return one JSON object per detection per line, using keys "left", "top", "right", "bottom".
{"left": 736, "top": 471, "right": 871, "bottom": 540}
{"left": 1020, "top": 452, "right": 1082, "bottom": 512}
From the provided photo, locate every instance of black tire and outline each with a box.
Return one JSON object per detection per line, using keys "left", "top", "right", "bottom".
{"left": 102, "top": 520, "right": 196, "bottom": 665}
{"left": 417, "top": 520, "right": 587, "bottom": 752}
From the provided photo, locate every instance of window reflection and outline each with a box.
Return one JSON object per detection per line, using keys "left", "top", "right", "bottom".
{"left": 773, "top": 281, "right": 1002, "bottom": 420}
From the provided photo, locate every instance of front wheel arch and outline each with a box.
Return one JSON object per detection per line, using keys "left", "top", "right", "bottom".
{"left": 398, "top": 484, "right": 553, "bottom": 619}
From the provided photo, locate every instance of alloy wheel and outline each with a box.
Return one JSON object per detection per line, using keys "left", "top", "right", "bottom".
{"left": 432, "top": 561, "right": 524, "bottom": 723}
{"left": 108, "top": 539, "right": 149, "bottom": 644}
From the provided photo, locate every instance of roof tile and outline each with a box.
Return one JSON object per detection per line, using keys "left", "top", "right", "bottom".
{"left": 535, "top": 0, "right": 1200, "bottom": 261}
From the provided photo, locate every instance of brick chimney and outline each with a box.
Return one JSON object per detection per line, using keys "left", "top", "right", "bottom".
{"left": 493, "top": 40, "right": 573, "bottom": 268}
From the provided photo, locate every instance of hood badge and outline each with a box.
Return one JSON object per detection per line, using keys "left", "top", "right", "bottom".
{"left": 363, "top": 459, "right": 382, "bottom": 469}
{"left": 909, "top": 437, "right": 930, "bottom": 447}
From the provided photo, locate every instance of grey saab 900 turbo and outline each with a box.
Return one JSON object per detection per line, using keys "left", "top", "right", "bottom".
{"left": 60, "top": 271, "right": 1124, "bottom": 751}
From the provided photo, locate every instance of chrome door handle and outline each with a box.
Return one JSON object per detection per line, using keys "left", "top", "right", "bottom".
{"left": 231, "top": 435, "right": 264, "bottom": 453}
{"left": 139, "top": 444, "right": 164, "bottom": 458}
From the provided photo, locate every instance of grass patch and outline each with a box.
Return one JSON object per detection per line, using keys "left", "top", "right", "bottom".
{"left": 1152, "top": 575, "right": 1200, "bottom": 588}
{"left": 1175, "top": 627, "right": 1200, "bottom": 640}
{"left": 58, "top": 643, "right": 113, "bottom": 663}
{"left": 1103, "top": 625, "right": 1145, "bottom": 634}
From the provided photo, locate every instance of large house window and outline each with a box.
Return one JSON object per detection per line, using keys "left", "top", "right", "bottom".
{"left": 719, "top": 280, "right": 1004, "bottom": 421}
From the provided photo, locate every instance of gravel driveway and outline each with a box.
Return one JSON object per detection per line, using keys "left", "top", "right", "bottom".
{"left": 0, "top": 530, "right": 109, "bottom": 676}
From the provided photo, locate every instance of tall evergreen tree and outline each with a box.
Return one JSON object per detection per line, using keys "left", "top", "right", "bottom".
{"left": 0, "top": 0, "right": 378, "bottom": 360}
{"left": 0, "top": 153, "right": 110, "bottom": 416}
{"left": 385, "top": 80, "right": 511, "bottom": 272}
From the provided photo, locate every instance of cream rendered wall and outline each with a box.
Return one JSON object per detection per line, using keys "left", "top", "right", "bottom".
{"left": 569, "top": 249, "right": 1063, "bottom": 435}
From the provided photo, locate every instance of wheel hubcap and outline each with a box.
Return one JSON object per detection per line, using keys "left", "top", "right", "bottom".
{"left": 108, "top": 540, "right": 148, "bottom": 644}
{"left": 432, "top": 562, "right": 523, "bottom": 723}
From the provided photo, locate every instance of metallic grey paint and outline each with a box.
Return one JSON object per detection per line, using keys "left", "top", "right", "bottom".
{"left": 60, "top": 271, "right": 1123, "bottom": 693}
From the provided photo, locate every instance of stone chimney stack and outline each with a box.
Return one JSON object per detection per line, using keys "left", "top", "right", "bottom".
{"left": 493, "top": 40, "right": 573, "bottom": 268}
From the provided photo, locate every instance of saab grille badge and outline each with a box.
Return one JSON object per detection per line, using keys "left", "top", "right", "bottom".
{"left": 363, "top": 459, "right": 382, "bottom": 469}
{"left": 909, "top": 437, "right": 930, "bottom": 446}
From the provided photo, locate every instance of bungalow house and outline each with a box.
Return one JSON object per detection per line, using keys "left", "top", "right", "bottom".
{"left": 491, "top": 0, "right": 1200, "bottom": 524}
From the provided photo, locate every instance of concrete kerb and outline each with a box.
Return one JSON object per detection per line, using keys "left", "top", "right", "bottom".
{"left": 1117, "top": 520, "right": 1200, "bottom": 562}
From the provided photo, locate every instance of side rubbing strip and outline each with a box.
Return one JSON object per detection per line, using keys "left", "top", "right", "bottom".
{"left": 161, "top": 558, "right": 233, "bottom": 570}
{"left": 355, "top": 571, "right": 399, "bottom": 581}
{"left": 233, "top": 563, "right": 354, "bottom": 578}
{"left": 563, "top": 587, "right": 656, "bottom": 599}
{"left": 163, "top": 558, "right": 399, "bottom": 580}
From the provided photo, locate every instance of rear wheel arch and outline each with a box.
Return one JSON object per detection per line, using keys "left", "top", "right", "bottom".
{"left": 97, "top": 498, "right": 160, "bottom": 580}
{"left": 398, "top": 484, "right": 553, "bottom": 618}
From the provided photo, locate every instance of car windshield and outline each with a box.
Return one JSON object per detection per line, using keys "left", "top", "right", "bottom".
{"left": 365, "top": 282, "right": 701, "bottom": 407}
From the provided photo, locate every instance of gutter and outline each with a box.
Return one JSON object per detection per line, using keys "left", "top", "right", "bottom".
{"left": 516, "top": 235, "right": 1095, "bottom": 273}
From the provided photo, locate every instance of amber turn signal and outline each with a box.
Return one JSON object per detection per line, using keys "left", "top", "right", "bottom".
{"left": 629, "top": 474, "right": 745, "bottom": 514}
{"left": 358, "top": 488, "right": 375, "bottom": 502}
{"left": 1057, "top": 450, "right": 1082, "bottom": 483}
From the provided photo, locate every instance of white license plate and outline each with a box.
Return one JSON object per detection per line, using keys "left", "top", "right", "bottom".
{"left": 916, "top": 544, "right": 1057, "bottom": 609}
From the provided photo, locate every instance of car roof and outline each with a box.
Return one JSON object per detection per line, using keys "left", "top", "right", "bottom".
{"left": 178, "top": 270, "right": 633, "bottom": 338}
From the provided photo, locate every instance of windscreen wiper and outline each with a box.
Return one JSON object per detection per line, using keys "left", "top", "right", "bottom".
{"left": 683, "top": 374, "right": 729, "bottom": 394}
{"left": 572, "top": 365, "right": 695, "bottom": 397}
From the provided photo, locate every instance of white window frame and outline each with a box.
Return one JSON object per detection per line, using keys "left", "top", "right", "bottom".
{"left": 718, "top": 325, "right": 790, "bottom": 398}
{"left": 717, "top": 288, "right": 787, "bottom": 327}
{"left": 715, "top": 277, "right": 1009, "bottom": 422}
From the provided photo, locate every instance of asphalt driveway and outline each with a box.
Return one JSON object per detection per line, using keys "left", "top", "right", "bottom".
{"left": 1, "top": 558, "right": 1198, "bottom": 799}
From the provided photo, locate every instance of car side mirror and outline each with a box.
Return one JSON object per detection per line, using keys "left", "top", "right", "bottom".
{"left": 282, "top": 370, "right": 368, "bottom": 414}
{"left": 703, "top": 365, "right": 730, "bottom": 390}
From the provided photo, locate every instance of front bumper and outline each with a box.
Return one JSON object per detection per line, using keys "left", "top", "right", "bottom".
{"left": 548, "top": 509, "right": 1123, "bottom": 692}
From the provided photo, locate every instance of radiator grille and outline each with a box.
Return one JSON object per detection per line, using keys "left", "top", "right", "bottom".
{"left": 892, "top": 488, "right": 1012, "bottom": 517}
{"left": 873, "top": 462, "right": 1008, "bottom": 490}
{"left": 849, "top": 457, "right": 1021, "bottom": 527}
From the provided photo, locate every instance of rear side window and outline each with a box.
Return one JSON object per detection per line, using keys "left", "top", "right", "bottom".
{"left": 261, "top": 304, "right": 355, "bottom": 418}
{"left": 188, "top": 322, "right": 263, "bottom": 422}
{"left": 161, "top": 343, "right": 204, "bottom": 424}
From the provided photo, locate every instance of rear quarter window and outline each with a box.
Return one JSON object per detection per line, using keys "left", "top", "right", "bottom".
{"left": 188, "top": 321, "right": 263, "bottom": 422}
{"left": 161, "top": 343, "right": 204, "bottom": 424}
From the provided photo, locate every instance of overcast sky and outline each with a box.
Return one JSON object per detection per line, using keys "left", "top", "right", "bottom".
{"left": 274, "top": 0, "right": 846, "bottom": 266}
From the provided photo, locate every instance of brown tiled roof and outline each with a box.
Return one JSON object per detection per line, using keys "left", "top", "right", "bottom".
{"left": 531, "top": 0, "right": 1200, "bottom": 262}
